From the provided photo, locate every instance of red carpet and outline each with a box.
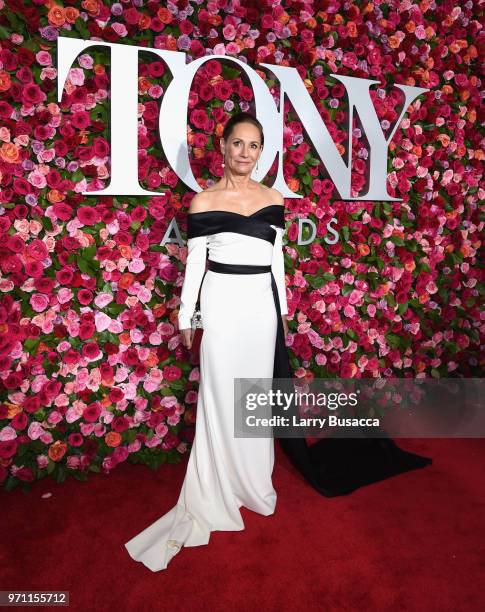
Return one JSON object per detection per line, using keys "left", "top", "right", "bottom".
{"left": 1, "top": 439, "right": 484, "bottom": 611}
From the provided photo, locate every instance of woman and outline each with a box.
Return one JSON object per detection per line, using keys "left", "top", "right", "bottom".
{"left": 125, "top": 112, "right": 431, "bottom": 571}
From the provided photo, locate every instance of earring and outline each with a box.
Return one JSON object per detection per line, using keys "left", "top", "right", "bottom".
{"left": 256, "top": 160, "right": 259, "bottom": 172}
{"left": 221, "top": 154, "right": 225, "bottom": 168}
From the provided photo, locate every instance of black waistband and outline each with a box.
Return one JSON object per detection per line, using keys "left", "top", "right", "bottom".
{"left": 208, "top": 260, "right": 271, "bottom": 274}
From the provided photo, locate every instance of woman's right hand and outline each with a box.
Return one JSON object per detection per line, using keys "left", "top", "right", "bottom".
{"left": 180, "top": 328, "right": 194, "bottom": 349}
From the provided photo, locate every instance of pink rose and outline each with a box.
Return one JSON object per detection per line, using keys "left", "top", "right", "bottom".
{"left": 30, "top": 293, "right": 49, "bottom": 313}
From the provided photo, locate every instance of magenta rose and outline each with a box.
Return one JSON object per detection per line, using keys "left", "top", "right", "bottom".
{"left": 67, "top": 433, "right": 83, "bottom": 447}
{"left": 112, "top": 416, "right": 129, "bottom": 433}
{"left": 78, "top": 289, "right": 93, "bottom": 305}
{"left": 23, "top": 396, "right": 40, "bottom": 414}
{"left": 288, "top": 223, "right": 298, "bottom": 241}
{"left": 77, "top": 206, "right": 101, "bottom": 225}
{"left": 112, "top": 446, "right": 129, "bottom": 463}
{"left": 71, "top": 111, "right": 91, "bottom": 129}
{"left": 163, "top": 365, "right": 181, "bottom": 382}
{"left": 159, "top": 264, "right": 178, "bottom": 282}
{"left": 11, "top": 411, "right": 28, "bottom": 430}
{"left": 26, "top": 239, "right": 48, "bottom": 261}
{"left": 22, "top": 83, "right": 45, "bottom": 104}
{"left": 3, "top": 372, "right": 23, "bottom": 389}
{"left": 81, "top": 342, "right": 100, "bottom": 360}
{"left": 63, "top": 349, "right": 81, "bottom": 365}
{"left": 79, "top": 322, "right": 95, "bottom": 340}
{"left": 83, "top": 403, "right": 101, "bottom": 423}
{"left": 25, "top": 260, "right": 44, "bottom": 278}
{"left": 99, "top": 363, "right": 114, "bottom": 380}
{"left": 92, "top": 137, "right": 109, "bottom": 157}
{"left": 7, "top": 235, "right": 25, "bottom": 253}
{"left": 0, "top": 439, "right": 18, "bottom": 459}
{"left": 109, "top": 387, "right": 124, "bottom": 403}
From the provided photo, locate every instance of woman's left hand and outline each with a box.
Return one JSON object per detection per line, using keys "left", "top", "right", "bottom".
{"left": 282, "top": 315, "right": 289, "bottom": 339}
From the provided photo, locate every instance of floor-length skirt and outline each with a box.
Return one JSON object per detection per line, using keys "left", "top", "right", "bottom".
{"left": 125, "top": 269, "right": 278, "bottom": 571}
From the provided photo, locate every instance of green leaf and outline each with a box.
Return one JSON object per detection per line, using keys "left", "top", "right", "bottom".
{"left": 41, "top": 216, "right": 53, "bottom": 232}
{"left": 341, "top": 242, "right": 354, "bottom": 254}
{"left": 71, "top": 169, "right": 85, "bottom": 182}
{"left": 170, "top": 379, "right": 185, "bottom": 391}
{"left": 125, "top": 430, "right": 137, "bottom": 443}
{"left": 386, "top": 332, "right": 402, "bottom": 349}
{"left": 105, "top": 331, "right": 121, "bottom": 345}
{"left": 23, "top": 338, "right": 40, "bottom": 352}
{"left": 74, "top": 18, "right": 90, "bottom": 38}
{"left": 307, "top": 274, "right": 326, "bottom": 289}
{"left": 4, "top": 475, "right": 19, "bottom": 492}
{"left": 106, "top": 304, "right": 125, "bottom": 317}
{"left": 77, "top": 258, "right": 94, "bottom": 276}
{"left": 81, "top": 245, "right": 97, "bottom": 260}
{"left": 54, "top": 465, "right": 66, "bottom": 483}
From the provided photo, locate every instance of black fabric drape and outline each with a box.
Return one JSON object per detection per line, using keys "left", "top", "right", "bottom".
{"left": 268, "top": 270, "right": 432, "bottom": 497}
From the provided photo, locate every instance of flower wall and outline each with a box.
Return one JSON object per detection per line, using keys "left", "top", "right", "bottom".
{"left": 0, "top": 0, "right": 482, "bottom": 490}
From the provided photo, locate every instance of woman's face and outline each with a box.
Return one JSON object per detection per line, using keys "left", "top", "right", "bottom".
{"left": 222, "top": 122, "right": 263, "bottom": 176}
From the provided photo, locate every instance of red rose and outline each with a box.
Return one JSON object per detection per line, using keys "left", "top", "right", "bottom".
{"left": 77, "top": 206, "right": 100, "bottom": 225}
{"left": 67, "top": 433, "right": 83, "bottom": 447}
{"left": 79, "top": 322, "right": 95, "bottom": 340}
{"left": 0, "top": 439, "right": 18, "bottom": 458}
{"left": 15, "top": 466, "right": 35, "bottom": 482}
{"left": 26, "top": 239, "right": 48, "bottom": 261}
{"left": 112, "top": 416, "right": 129, "bottom": 433}
{"left": 163, "top": 365, "right": 181, "bottom": 382}
{"left": 11, "top": 411, "right": 28, "bottom": 430}
{"left": 78, "top": 289, "right": 94, "bottom": 306}
{"left": 99, "top": 363, "right": 113, "bottom": 380}
{"left": 288, "top": 222, "right": 298, "bottom": 242}
{"left": 83, "top": 403, "right": 101, "bottom": 423}
{"left": 82, "top": 342, "right": 100, "bottom": 360}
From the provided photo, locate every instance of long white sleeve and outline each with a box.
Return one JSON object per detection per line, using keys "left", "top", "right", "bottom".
{"left": 177, "top": 235, "right": 208, "bottom": 330}
{"left": 271, "top": 226, "right": 288, "bottom": 316}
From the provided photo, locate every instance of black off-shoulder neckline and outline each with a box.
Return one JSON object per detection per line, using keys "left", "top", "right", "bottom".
{"left": 187, "top": 203, "right": 284, "bottom": 219}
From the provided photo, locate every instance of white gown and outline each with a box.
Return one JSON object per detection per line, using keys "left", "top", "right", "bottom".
{"left": 125, "top": 204, "right": 289, "bottom": 571}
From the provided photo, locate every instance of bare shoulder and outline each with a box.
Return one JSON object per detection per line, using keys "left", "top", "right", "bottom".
{"left": 267, "top": 187, "right": 285, "bottom": 207}
{"left": 188, "top": 190, "right": 214, "bottom": 214}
